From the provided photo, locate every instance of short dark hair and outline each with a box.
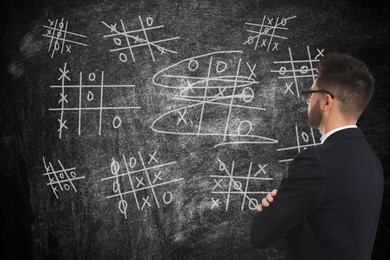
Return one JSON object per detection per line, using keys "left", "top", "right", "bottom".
{"left": 316, "top": 52, "right": 375, "bottom": 119}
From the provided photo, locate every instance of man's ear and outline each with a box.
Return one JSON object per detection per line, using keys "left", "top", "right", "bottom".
{"left": 323, "top": 94, "right": 334, "bottom": 111}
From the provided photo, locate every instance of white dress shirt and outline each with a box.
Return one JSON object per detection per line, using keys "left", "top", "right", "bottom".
{"left": 320, "top": 125, "right": 358, "bottom": 144}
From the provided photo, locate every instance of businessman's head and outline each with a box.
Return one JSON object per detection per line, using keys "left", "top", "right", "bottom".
{"left": 304, "top": 53, "right": 375, "bottom": 132}
{"left": 315, "top": 52, "right": 375, "bottom": 120}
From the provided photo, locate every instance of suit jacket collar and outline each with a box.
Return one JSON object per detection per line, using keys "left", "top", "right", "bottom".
{"left": 323, "top": 128, "right": 365, "bottom": 144}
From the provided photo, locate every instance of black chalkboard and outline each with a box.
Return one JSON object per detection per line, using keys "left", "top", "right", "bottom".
{"left": 1, "top": 0, "right": 390, "bottom": 259}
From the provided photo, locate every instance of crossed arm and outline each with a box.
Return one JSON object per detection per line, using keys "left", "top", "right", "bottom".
{"left": 250, "top": 149, "right": 325, "bottom": 248}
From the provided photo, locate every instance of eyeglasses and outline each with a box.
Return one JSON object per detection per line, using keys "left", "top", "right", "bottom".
{"left": 300, "top": 89, "right": 334, "bottom": 103}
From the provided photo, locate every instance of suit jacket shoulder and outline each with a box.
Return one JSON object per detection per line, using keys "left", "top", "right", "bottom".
{"left": 251, "top": 128, "right": 384, "bottom": 260}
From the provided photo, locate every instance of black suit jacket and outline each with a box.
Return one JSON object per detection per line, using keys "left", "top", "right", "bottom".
{"left": 250, "top": 128, "right": 383, "bottom": 260}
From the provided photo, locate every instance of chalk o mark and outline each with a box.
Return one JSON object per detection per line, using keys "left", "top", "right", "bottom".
{"left": 87, "top": 91, "right": 94, "bottom": 101}
{"left": 113, "top": 116, "right": 122, "bottom": 129}
{"left": 300, "top": 66, "right": 309, "bottom": 74}
{"left": 163, "top": 191, "right": 173, "bottom": 204}
{"left": 216, "top": 61, "right": 228, "bottom": 73}
{"left": 54, "top": 41, "right": 60, "bottom": 51}
{"left": 238, "top": 120, "right": 252, "bottom": 136}
{"left": 281, "top": 18, "right": 288, "bottom": 26}
{"left": 233, "top": 180, "right": 242, "bottom": 191}
{"left": 146, "top": 17, "right": 153, "bottom": 27}
{"left": 111, "top": 158, "right": 120, "bottom": 175}
{"left": 247, "top": 36, "right": 254, "bottom": 44}
{"left": 113, "top": 180, "right": 120, "bottom": 193}
{"left": 89, "top": 73, "right": 96, "bottom": 82}
{"left": 242, "top": 87, "right": 254, "bottom": 103}
{"left": 188, "top": 59, "right": 199, "bottom": 72}
{"left": 129, "top": 157, "right": 137, "bottom": 168}
{"left": 118, "top": 199, "right": 128, "bottom": 215}
{"left": 301, "top": 131, "right": 309, "bottom": 143}
{"left": 114, "top": 37, "right": 122, "bottom": 46}
{"left": 279, "top": 66, "right": 287, "bottom": 75}
{"left": 119, "top": 53, "right": 128, "bottom": 63}
{"left": 249, "top": 198, "right": 258, "bottom": 210}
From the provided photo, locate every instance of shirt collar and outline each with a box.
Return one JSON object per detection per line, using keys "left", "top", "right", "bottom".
{"left": 320, "top": 125, "right": 358, "bottom": 144}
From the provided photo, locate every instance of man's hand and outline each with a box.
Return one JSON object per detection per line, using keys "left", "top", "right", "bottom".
{"left": 257, "top": 189, "right": 278, "bottom": 212}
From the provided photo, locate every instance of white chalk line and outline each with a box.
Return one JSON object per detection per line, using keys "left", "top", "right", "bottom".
{"left": 109, "top": 37, "right": 180, "bottom": 53}
{"left": 214, "top": 139, "right": 278, "bottom": 148}
{"left": 273, "top": 59, "right": 321, "bottom": 64}
{"left": 306, "top": 45, "right": 317, "bottom": 82}
{"left": 50, "top": 84, "right": 136, "bottom": 88}
{"left": 42, "top": 167, "right": 76, "bottom": 176}
{"left": 43, "top": 25, "right": 88, "bottom": 38}
{"left": 99, "top": 72, "right": 104, "bottom": 135}
{"left": 209, "top": 175, "right": 273, "bottom": 181}
{"left": 212, "top": 191, "right": 269, "bottom": 194}
{"left": 138, "top": 16, "right": 156, "bottom": 62}
{"left": 122, "top": 154, "right": 140, "bottom": 210}
{"left": 197, "top": 56, "right": 213, "bottom": 134}
{"left": 276, "top": 142, "right": 318, "bottom": 151}
{"left": 119, "top": 19, "right": 136, "bottom": 62}
{"left": 161, "top": 74, "right": 259, "bottom": 88}
{"left": 103, "top": 24, "right": 165, "bottom": 37}
{"left": 47, "top": 162, "right": 64, "bottom": 192}
{"left": 42, "top": 34, "right": 88, "bottom": 47}
{"left": 49, "top": 106, "right": 141, "bottom": 111}
{"left": 57, "top": 160, "right": 78, "bottom": 192}
{"left": 105, "top": 178, "right": 184, "bottom": 199}
{"left": 245, "top": 16, "right": 296, "bottom": 29}
{"left": 47, "top": 19, "right": 58, "bottom": 54}
{"left": 172, "top": 96, "right": 266, "bottom": 111}
{"left": 270, "top": 68, "right": 318, "bottom": 73}
{"left": 46, "top": 176, "right": 85, "bottom": 185}
{"left": 42, "top": 157, "right": 60, "bottom": 199}
{"left": 223, "top": 58, "right": 242, "bottom": 141}
{"left": 101, "top": 161, "right": 177, "bottom": 181}
{"left": 273, "top": 74, "right": 318, "bottom": 80}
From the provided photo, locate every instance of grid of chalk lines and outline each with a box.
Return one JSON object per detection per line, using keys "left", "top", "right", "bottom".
{"left": 40, "top": 13, "right": 323, "bottom": 217}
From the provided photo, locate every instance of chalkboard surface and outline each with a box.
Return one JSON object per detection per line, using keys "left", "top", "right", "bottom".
{"left": 1, "top": 0, "right": 390, "bottom": 259}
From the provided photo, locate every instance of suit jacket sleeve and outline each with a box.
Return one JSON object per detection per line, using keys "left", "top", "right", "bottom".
{"left": 250, "top": 148, "right": 326, "bottom": 248}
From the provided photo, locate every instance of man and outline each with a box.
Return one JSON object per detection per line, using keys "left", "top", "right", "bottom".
{"left": 250, "top": 53, "right": 383, "bottom": 260}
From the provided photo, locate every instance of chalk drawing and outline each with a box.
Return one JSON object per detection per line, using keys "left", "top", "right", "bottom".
{"left": 243, "top": 15, "right": 296, "bottom": 52}
{"left": 271, "top": 46, "right": 325, "bottom": 97}
{"left": 42, "top": 157, "right": 85, "bottom": 199}
{"left": 152, "top": 51, "right": 278, "bottom": 148}
{"left": 42, "top": 18, "right": 87, "bottom": 58}
{"left": 102, "top": 15, "right": 179, "bottom": 63}
{"left": 100, "top": 150, "right": 183, "bottom": 219}
{"left": 277, "top": 124, "right": 320, "bottom": 163}
{"left": 49, "top": 63, "right": 140, "bottom": 138}
{"left": 210, "top": 157, "right": 274, "bottom": 211}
